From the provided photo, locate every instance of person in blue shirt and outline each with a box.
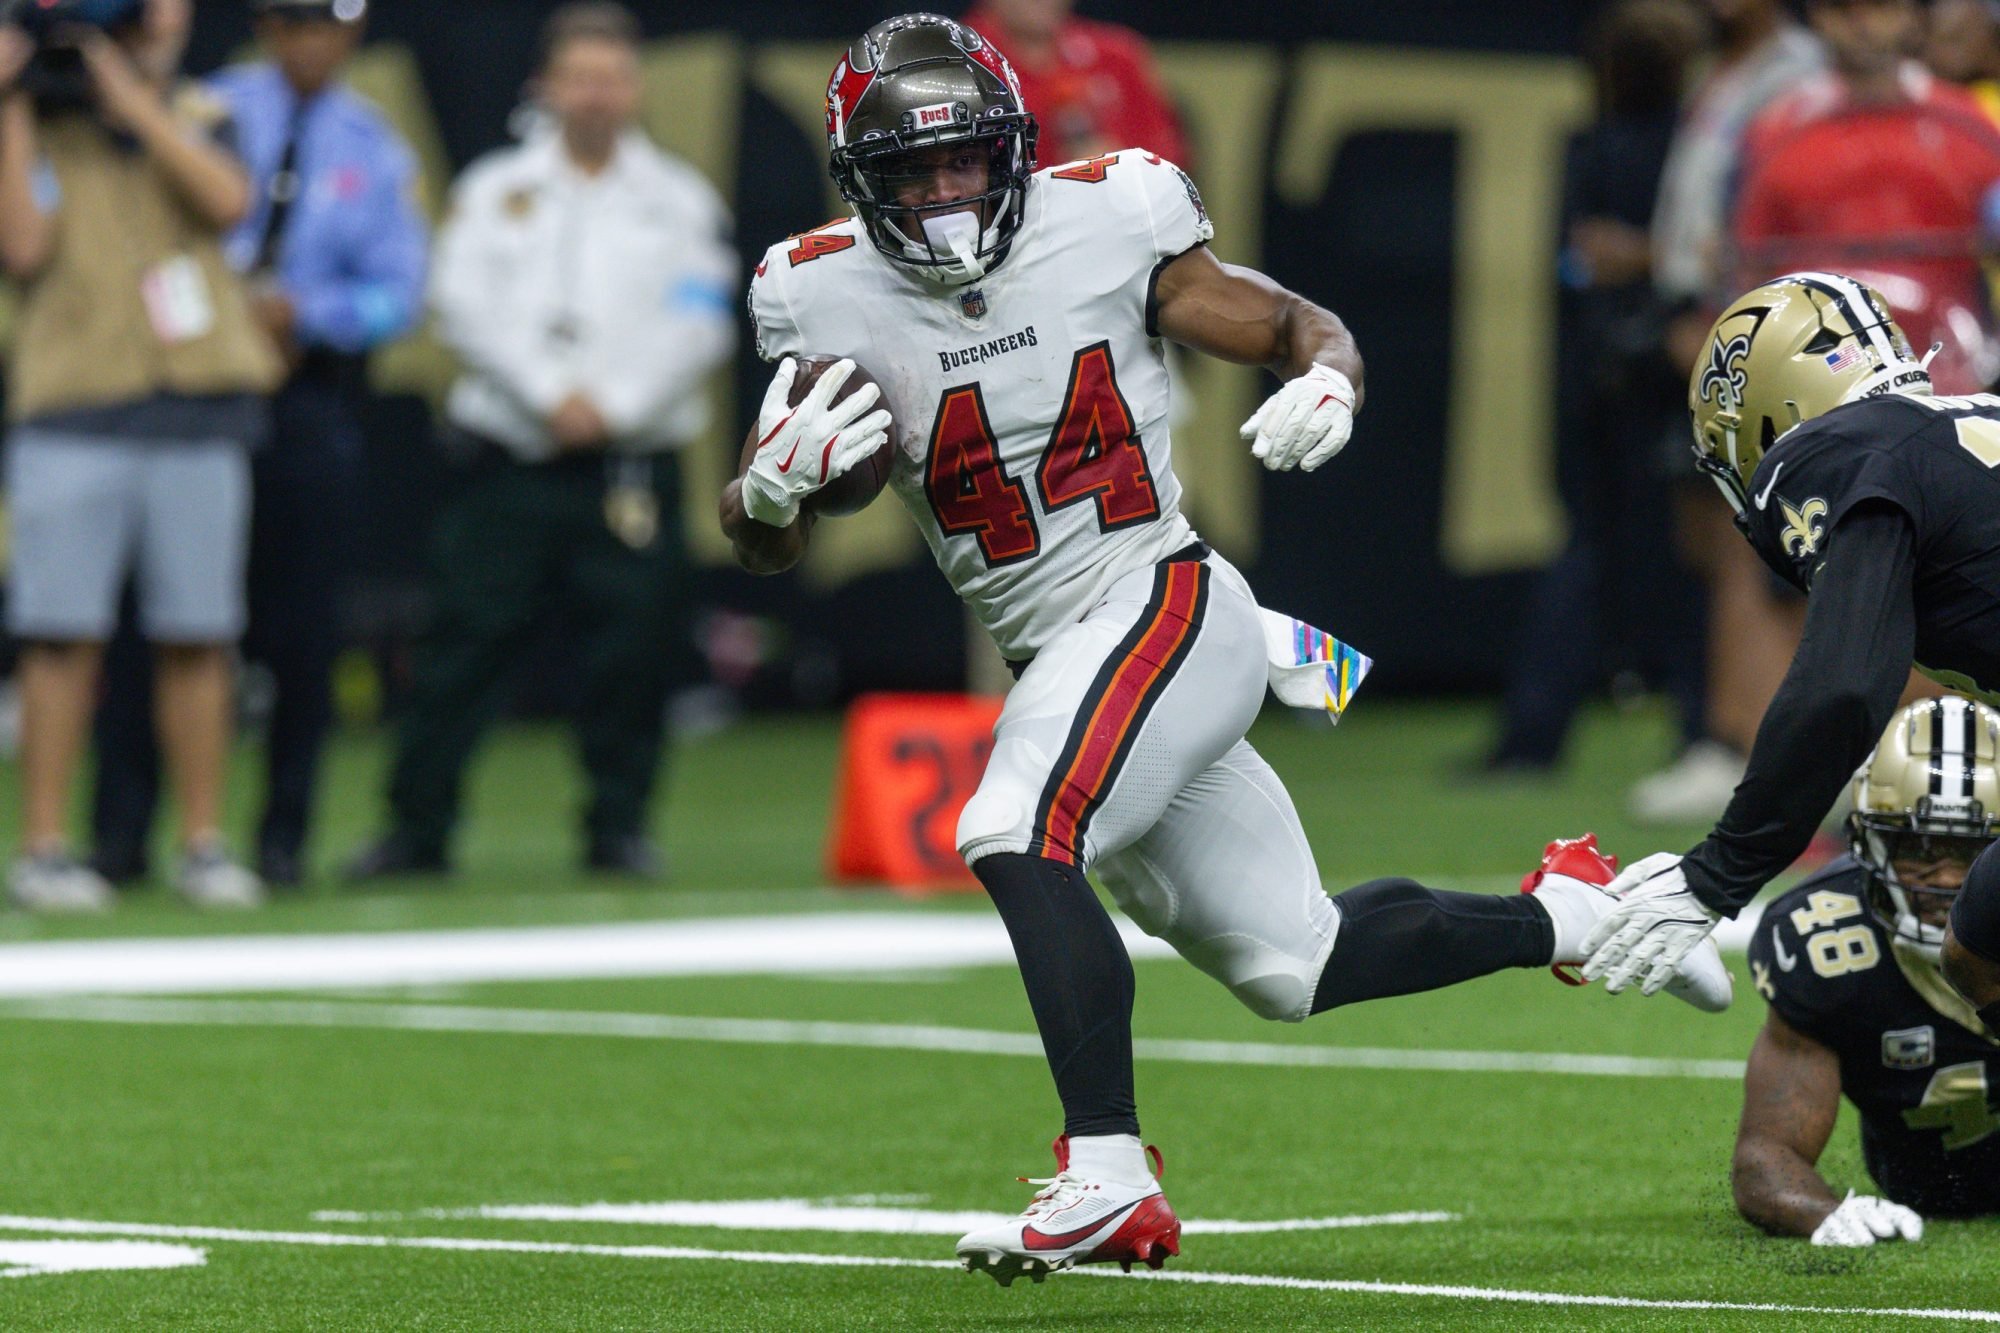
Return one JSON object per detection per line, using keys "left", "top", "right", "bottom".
{"left": 92, "top": 0, "right": 428, "bottom": 889}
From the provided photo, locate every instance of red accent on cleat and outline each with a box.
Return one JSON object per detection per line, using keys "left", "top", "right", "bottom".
{"left": 1518, "top": 833, "right": 1617, "bottom": 893}
{"left": 1085, "top": 1194, "right": 1182, "bottom": 1268}
{"left": 1520, "top": 833, "right": 1617, "bottom": 987}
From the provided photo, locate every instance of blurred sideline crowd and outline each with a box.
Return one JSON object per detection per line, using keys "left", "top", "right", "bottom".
{"left": 5, "top": 0, "right": 1997, "bottom": 915}
{"left": 1481, "top": 0, "right": 2000, "bottom": 825}
{"left": 0, "top": 0, "right": 1187, "bottom": 911}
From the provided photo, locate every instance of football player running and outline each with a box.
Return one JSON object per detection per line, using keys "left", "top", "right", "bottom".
{"left": 1735, "top": 698, "right": 2000, "bottom": 1245}
{"left": 724, "top": 13, "right": 1731, "bottom": 1286}
{"left": 1583, "top": 272, "right": 2000, "bottom": 1039}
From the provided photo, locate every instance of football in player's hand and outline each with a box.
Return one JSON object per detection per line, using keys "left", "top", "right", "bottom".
{"left": 792, "top": 356, "right": 895, "bottom": 516}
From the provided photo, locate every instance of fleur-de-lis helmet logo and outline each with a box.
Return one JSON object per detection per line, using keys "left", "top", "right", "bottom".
{"left": 1780, "top": 496, "right": 1828, "bottom": 559}
{"left": 1698, "top": 332, "right": 1752, "bottom": 410}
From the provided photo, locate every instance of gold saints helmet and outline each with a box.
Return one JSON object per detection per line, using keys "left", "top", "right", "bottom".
{"left": 1689, "top": 271, "right": 1930, "bottom": 514}
{"left": 1849, "top": 696, "right": 2000, "bottom": 960}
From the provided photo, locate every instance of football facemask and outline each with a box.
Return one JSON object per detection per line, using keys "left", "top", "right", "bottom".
{"left": 1848, "top": 697, "right": 2000, "bottom": 961}
{"left": 825, "top": 13, "right": 1038, "bottom": 287}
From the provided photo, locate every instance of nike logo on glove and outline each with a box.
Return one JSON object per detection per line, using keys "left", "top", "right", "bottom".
{"left": 775, "top": 441, "right": 801, "bottom": 473}
{"left": 1753, "top": 462, "right": 1784, "bottom": 511}
{"left": 1021, "top": 1200, "right": 1140, "bottom": 1251}
{"left": 757, "top": 412, "right": 795, "bottom": 451}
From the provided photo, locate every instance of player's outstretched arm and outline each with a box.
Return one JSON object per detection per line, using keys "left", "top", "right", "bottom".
{"left": 1152, "top": 246, "right": 1364, "bottom": 472}
{"left": 1731, "top": 1011, "right": 1851, "bottom": 1237}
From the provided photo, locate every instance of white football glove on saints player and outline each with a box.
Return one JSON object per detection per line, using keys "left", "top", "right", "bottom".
{"left": 1578, "top": 852, "right": 1723, "bottom": 996}
{"left": 740, "top": 357, "right": 893, "bottom": 528}
{"left": 1240, "top": 363, "right": 1356, "bottom": 472}
{"left": 1810, "top": 1192, "right": 1924, "bottom": 1247}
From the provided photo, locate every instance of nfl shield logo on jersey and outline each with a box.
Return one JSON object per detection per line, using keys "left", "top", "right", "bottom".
{"left": 1881, "top": 1026, "right": 1936, "bottom": 1071}
{"left": 960, "top": 287, "right": 988, "bottom": 319}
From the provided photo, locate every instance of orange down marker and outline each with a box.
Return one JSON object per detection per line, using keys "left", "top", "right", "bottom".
{"left": 825, "top": 693, "right": 1005, "bottom": 893}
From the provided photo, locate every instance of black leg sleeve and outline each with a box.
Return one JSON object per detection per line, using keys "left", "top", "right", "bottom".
{"left": 973, "top": 852, "right": 1139, "bottom": 1138}
{"left": 1313, "top": 878, "right": 1554, "bottom": 1015}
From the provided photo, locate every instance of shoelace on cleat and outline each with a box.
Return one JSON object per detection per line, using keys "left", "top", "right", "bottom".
{"left": 1015, "top": 1171, "right": 1093, "bottom": 1218}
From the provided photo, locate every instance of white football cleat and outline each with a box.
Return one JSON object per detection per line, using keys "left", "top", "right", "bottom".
{"left": 1521, "top": 834, "right": 1732, "bottom": 1013}
{"left": 955, "top": 1136, "right": 1181, "bottom": 1287}
{"left": 1628, "top": 740, "right": 1744, "bottom": 825}
{"left": 7, "top": 852, "right": 114, "bottom": 915}
{"left": 177, "top": 843, "right": 265, "bottom": 911}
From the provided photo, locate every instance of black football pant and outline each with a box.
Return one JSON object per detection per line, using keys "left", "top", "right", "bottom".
{"left": 382, "top": 441, "right": 687, "bottom": 858}
{"left": 92, "top": 374, "right": 363, "bottom": 874}
{"left": 973, "top": 854, "right": 1552, "bottom": 1139}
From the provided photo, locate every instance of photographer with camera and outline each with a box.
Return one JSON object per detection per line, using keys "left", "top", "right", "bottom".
{"left": 0, "top": 0, "right": 281, "bottom": 912}
{"left": 90, "top": 0, "right": 429, "bottom": 892}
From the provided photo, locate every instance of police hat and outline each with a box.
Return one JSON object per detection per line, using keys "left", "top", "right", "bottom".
{"left": 251, "top": 0, "right": 367, "bottom": 20}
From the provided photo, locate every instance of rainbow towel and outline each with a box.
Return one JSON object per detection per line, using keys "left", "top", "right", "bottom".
{"left": 1259, "top": 608, "right": 1374, "bottom": 724}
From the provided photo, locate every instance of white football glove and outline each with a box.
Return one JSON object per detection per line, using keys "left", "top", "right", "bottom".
{"left": 1578, "top": 852, "right": 1723, "bottom": 996}
{"left": 1240, "top": 363, "right": 1356, "bottom": 473}
{"left": 1810, "top": 1192, "right": 1924, "bottom": 1247}
{"left": 740, "top": 357, "right": 893, "bottom": 527}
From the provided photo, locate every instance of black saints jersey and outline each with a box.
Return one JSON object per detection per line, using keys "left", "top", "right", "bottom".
{"left": 1741, "top": 392, "right": 2000, "bottom": 704}
{"left": 1750, "top": 859, "right": 2000, "bottom": 1216}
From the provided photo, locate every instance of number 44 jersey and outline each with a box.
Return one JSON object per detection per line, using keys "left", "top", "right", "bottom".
{"left": 749, "top": 149, "right": 1211, "bottom": 661}
{"left": 1750, "top": 858, "right": 2000, "bottom": 1216}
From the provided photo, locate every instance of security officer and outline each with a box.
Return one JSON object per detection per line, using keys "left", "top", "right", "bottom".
{"left": 91, "top": 0, "right": 429, "bottom": 888}
{"left": 343, "top": 2, "right": 735, "bottom": 881}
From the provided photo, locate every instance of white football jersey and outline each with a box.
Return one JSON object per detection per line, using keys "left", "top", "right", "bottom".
{"left": 749, "top": 149, "right": 1213, "bottom": 660}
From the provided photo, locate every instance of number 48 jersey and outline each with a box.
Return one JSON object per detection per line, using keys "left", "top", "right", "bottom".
{"left": 1749, "top": 859, "right": 2000, "bottom": 1217}
{"left": 748, "top": 150, "right": 1211, "bottom": 661}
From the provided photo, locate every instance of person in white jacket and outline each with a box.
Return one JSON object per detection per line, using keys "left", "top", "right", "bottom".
{"left": 345, "top": 1, "right": 735, "bottom": 882}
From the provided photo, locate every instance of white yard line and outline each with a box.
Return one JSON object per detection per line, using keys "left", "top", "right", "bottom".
{"left": 305, "top": 1199, "right": 1459, "bottom": 1236}
{"left": 0, "top": 1240, "right": 207, "bottom": 1278}
{"left": 0, "top": 1214, "right": 1985, "bottom": 1321}
{"left": 0, "top": 913, "right": 1172, "bottom": 996}
{"left": 0, "top": 903, "right": 1772, "bottom": 1000}
{"left": 2, "top": 996, "right": 1749, "bottom": 1080}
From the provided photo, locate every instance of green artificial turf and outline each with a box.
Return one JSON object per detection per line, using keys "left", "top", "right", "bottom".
{"left": 0, "top": 701, "right": 1992, "bottom": 1329}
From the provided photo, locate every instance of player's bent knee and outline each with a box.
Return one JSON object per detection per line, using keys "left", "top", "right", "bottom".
{"left": 1227, "top": 970, "right": 1314, "bottom": 1024}
{"left": 956, "top": 789, "right": 1035, "bottom": 867}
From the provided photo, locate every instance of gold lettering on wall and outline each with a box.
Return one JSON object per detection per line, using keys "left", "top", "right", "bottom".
{"left": 1153, "top": 43, "right": 1283, "bottom": 562}
{"left": 1277, "top": 47, "right": 1587, "bottom": 573}
{"left": 641, "top": 35, "right": 747, "bottom": 565}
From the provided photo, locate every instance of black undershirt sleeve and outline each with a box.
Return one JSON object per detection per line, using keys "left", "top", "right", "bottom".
{"left": 1681, "top": 503, "right": 1918, "bottom": 916}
